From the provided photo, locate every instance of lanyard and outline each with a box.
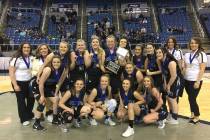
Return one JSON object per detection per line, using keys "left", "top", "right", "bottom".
{"left": 135, "top": 56, "right": 143, "bottom": 68}
{"left": 98, "top": 87, "right": 107, "bottom": 102}
{"left": 189, "top": 50, "right": 198, "bottom": 64}
{"left": 122, "top": 90, "right": 131, "bottom": 105}
{"left": 109, "top": 49, "right": 116, "bottom": 61}
{"left": 22, "top": 56, "right": 30, "bottom": 69}
{"left": 40, "top": 56, "right": 44, "bottom": 63}
{"left": 161, "top": 57, "right": 169, "bottom": 77}
{"left": 54, "top": 70, "right": 60, "bottom": 82}
{"left": 172, "top": 49, "right": 175, "bottom": 56}
{"left": 148, "top": 55, "right": 156, "bottom": 70}
{"left": 91, "top": 49, "right": 99, "bottom": 64}
{"left": 62, "top": 55, "right": 68, "bottom": 66}
{"left": 76, "top": 51, "right": 84, "bottom": 65}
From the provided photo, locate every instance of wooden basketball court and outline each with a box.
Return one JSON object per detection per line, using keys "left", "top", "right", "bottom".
{"left": 0, "top": 73, "right": 210, "bottom": 122}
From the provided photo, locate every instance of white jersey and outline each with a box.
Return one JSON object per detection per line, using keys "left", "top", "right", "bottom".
{"left": 10, "top": 56, "right": 33, "bottom": 81}
{"left": 184, "top": 51, "right": 207, "bottom": 81}
{"left": 168, "top": 49, "right": 183, "bottom": 61}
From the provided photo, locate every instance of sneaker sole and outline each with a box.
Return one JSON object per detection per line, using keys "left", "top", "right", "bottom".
{"left": 122, "top": 132, "right": 134, "bottom": 137}
{"left": 33, "top": 128, "right": 47, "bottom": 131}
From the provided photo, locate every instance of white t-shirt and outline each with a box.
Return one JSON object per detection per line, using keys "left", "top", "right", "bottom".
{"left": 184, "top": 51, "right": 207, "bottom": 81}
{"left": 10, "top": 56, "right": 33, "bottom": 81}
{"left": 168, "top": 49, "right": 183, "bottom": 61}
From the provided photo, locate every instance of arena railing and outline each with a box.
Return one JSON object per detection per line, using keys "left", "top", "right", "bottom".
{"left": 0, "top": 42, "right": 210, "bottom": 71}
{"left": 0, "top": 42, "right": 209, "bottom": 52}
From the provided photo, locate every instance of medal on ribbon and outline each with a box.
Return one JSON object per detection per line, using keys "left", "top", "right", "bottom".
{"left": 22, "top": 56, "right": 30, "bottom": 69}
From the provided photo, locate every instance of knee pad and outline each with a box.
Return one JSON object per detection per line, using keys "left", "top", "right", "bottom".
{"left": 35, "top": 94, "right": 41, "bottom": 101}
{"left": 37, "top": 104, "right": 45, "bottom": 112}
{"left": 107, "top": 99, "right": 117, "bottom": 113}
{"left": 140, "top": 105, "right": 148, "bottom": 116}
{"left": 158, "top": 110, "right": 168, "bottom": 121}
{"left": 63, "top": 112, "right": 73, "bottom": 123}
{"left": 29, "top": 78, "right": 39, "bottom": 96}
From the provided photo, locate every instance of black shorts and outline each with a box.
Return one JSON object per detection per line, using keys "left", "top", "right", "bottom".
{"left": 29, "top": 77, "right": 40, "bottom": 99}
{"left": 142, "top": 106, "right": 167, "bottom": 121}
{"left": 29, "top": 77, "right": 56, "bottom": 98}
{"left": 86, "top": 68, "right": 102, "bottom": 92}
{"left": 60, "top": 78, "right": 70, "bottom": 93}
{"left": 152, "top": 74, "right": 164, "bottom": 92}
{"left": 44, "top": 87, "right": 56, "bottom": 97}
{"left": 167, "top": 78, "right": 181, "bottom": 99}
{"left": 110, "top": 74, "right": 121, "bottom": 95}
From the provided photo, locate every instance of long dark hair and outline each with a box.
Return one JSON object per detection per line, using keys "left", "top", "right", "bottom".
{"left": 157, "top": 47, "right": 178, "bottom": 63}
{"left": 157, "top": 47, "right": 184, "bottom": 77}
{"left": 134, "top": 43, "right": 145, "bottom": 56}
{"left": 122, "top": 78, "right": 132, "bottom": 92}
{"left": 188, "top": 37, "right": 204, "bottom": 57}
{"left": 70, "top": 78, "right": 85, "bottom": 97}
{"left": 143, "top": 76, "right": 155, "bottom": 89}
{"left": 165, "top": 36, "right": 179, "bottom": 50}
{"left": 119, "top": 36, "right": 130, "bottom": 48}
{"left": 10, "top": 42, "right": 32, "bottom": 62}
{"left": 146, "top": 42, "right": 156, "bottom": 54}
{"left": 49, "top": 55, "right": 61, "bottom": 70}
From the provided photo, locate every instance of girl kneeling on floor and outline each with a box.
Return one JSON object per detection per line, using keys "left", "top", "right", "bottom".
{"left": 88, "top": 75, "right": 117, "bottom": 126}
{"left": 142, "top": 76, "right": 168, "bottom": 129}
{"left": 59, "top": 78, "right": 91, "bottom": 131}
{"left": 117, "top": 79, "right": 144, "bottom": 137}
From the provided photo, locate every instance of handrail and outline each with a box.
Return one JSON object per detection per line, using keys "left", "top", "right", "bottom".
{"left": 150, "top": 0, "right": 158, "bottom": 33}
{"left": 116, "top": 0, "right": 120, "bottom": 32}
{"left": 80, "top": 0, "right": 84, "bottom": 39}
{"left": 41, "top": 0, "right": 48, "bottom": 33}
{"left": 0, "top": 0, "right": 9, "bottom": 25}
{"left": 189, "top": 0, "right": 205, "bottom": 38}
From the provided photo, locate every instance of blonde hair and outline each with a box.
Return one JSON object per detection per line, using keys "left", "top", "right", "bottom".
{"left": 91, "top": 36, "right": 104, "bottom": 66}
{"left": 76, "top": 39, "right": 86, "bottom": 47}
{"left": 100, "top": 74, "right": 110, "bottom": 85}
{"left": 35, "top": 43, "right": 51, "bottom": 58}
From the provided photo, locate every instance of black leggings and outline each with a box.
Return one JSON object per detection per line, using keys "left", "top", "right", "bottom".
{"left": 184, "top": 80, "right": 202, "bottom": 116}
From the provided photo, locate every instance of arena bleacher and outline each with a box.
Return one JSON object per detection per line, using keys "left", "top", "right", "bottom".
{"left": 0, "top": 0, "right": 209, "bottom": 51}
{"left": 155, "top": 0, "right": 193, "bottom": 45}
{"left": 86, "top": 0, "right": 114, "bottom": 46}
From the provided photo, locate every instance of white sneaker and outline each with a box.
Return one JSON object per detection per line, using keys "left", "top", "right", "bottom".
{"left": 122, "top": 126, "right": 134, "bottom": 137}
{"left": 22, "top": 121, "right": 30, "bottom": 126}
{"left": 89, "top": 118, "right": 98, "bottom": 126}
{"left": 73, "top": 120, "right": 81, "bottom": 128}
{"left": 104, "top": 118, "right": 116, "bottom": 126}
{"left": 166, "top": 114, "right": 172, "bottom": 122}
{"left": 167, "top": 118, "right": 179, "bottom": 124}
{"left": 61, "top": 124, "right": 69, "bottom": 132}
{"left": 47, "top": 115, "right": 53, "bottom": 123}
{"left": 158, "top": 119, "right": 166, "bottom": 129}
